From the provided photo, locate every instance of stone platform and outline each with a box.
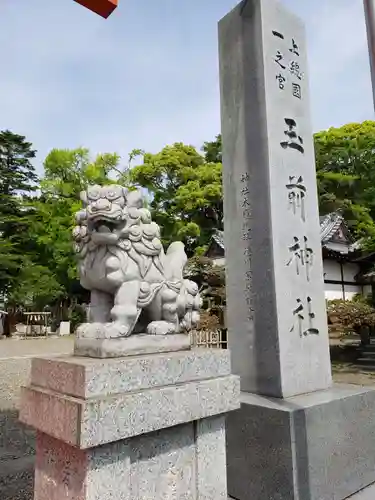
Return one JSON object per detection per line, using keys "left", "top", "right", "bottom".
{"left": 74, "top": 332, "right": 190, "bottom": 358}
{"left": 20, "top": 348, "right": 240, "bottom": 499}
{"left": 227, "top": 384, "right": 375, "bottom": 500}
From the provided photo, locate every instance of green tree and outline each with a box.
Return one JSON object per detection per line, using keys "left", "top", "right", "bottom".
{"left": 203, "top": 125, "right": 375, "bottom": 246}
{"left": 130, "top": 143, "right": 223, "bottom": 255}
{"left": 42, "top": 147, "right": 122, "bottom": 199}
{"left": 7, "top": 148, "right": 124, "bottom": 310}
{"left": 0, "top": 130, "right": 38, "bottom": 198}
{"left": 314, "top": 121, "right": 375, "bottom": 242}
{"left": 202, "top": 134, "right": 222, "bottom": 163}
{"left": 0, "top": 241, "right": 23, "bottom": 291}
{"left": 0, "top": 130, "right": 38, "bottom": 295}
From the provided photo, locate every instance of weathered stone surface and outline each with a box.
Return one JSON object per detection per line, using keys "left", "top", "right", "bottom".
{"left": 34, "top": 418, "right": 230, "bottom": 500}
{"left": 20, "top": 375, "right": 239, "bottom": 448}
{"left": 196, "top": 416, "right": 227, "bottom": 499}
{"left": 349, "top": 482, "right": 375, "bottom": 499}
{"left": 34, "top": 433, "right": 88, "bottom": 500}
{"left": 30, "top": 349, "right": 232, "bottom": 398}
{"left": 74, "top": 333, "right": 191, "bottom": 358}
{"left": 20, "top": 387, "right": 80, "bottom": 447}
{"left": 35, "top": 433, "right": 132, "bottom": 500}
{"left": 20, "top": 346, "right": 239, "bottom": 499}
{"left": 227, "top": 384, "right": 375, "bottom": 500}
{"left": 219, "top": 0, "right": 332, "bottom": 398}
{"left": 128, "top": 423, "right": 195, "bottom": 499}
{"left": 72, "top": 185, "right": 201, "bottom": 349}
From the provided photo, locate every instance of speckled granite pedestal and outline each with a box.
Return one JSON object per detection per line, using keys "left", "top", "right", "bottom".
{"left": 227, "top": 386, "right": 375, "bottom": 500}
{"left": 19, "top": 349, "right": 240, "bottom": 500}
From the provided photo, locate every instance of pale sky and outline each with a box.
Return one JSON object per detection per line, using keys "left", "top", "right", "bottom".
{"left": 0, "top": 0, "right": 373, "bottom": 173}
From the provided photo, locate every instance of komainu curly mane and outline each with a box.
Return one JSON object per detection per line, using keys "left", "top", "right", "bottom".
{"left": 73, "top": 184, "right": 201, "bottom": 337}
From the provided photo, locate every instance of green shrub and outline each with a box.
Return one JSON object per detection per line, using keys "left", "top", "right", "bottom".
{"left": 69, "top": 304, "right": 86, "bottom": 331}
{"left": 327, "top": 299, "right": 375, "bottom": 335}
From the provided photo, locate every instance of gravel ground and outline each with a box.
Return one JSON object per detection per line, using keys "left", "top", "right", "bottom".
{"left": 332, "top": 362, "right": 375, "bottom": 386}
{"left": 0, "top": 337, "right": 73, "bottom": 500}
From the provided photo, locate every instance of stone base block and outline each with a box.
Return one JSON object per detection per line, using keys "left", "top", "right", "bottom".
{"left": 30, "top": 349, "right": 232, "bottom": 398}
{"left": 20, "top": 374, "right": 239, "bottom": 448}
{"left": 20, "top": 349, "right": 240, "bottom": 499}
{"left": 20, "top": 355, "right": 239, "bottom": 448}
{"left": 35, "top": 415, "right": 227, "bottom": 500}
{"left": 74, "top": 333, "right": 190, "bottom": 358}
{"left": 20, "top": 350, "right": 239, "bottom": 449}
{"left": 227, "top": 384, "right": 375, "bottom": 500}
{"left": 348, "top": 482, "right": 375, "bottom": 499}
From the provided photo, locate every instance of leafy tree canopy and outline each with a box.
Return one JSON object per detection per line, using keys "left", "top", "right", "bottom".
{"left": 4, "top": 120, "right": 375, "bottom": 316}
{"left": 5, "top": 147, "right": 125, "bottom": 310}
{"left": 130, "top": 143, "right": 223, "bottom": 255}
{"left": 202, "top": 134, "right": 222, "bottom": 164}
{"left": 314, "top": 121, "right": 375, "bottom": 244}
{"left": 0, "top": 129, "right": 38, "bottom": 197}
{"left": 0, "top": 130, "right": 38, "bottom": 295}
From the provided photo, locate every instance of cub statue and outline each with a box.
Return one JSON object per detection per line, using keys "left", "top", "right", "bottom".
{"left": 73, "top": 185, "right": 201, "bottom": 340}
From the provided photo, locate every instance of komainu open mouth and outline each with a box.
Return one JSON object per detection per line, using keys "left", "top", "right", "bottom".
{"left": 93, "top": 220, "right": 118, "bottom": 233}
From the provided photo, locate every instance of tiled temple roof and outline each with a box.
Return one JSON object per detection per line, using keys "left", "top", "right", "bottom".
{"left": 319, "top": 212, "right": 346, "bottom": 243}
{"left": 212, "top": 230, "right": 225, "bottom": 249}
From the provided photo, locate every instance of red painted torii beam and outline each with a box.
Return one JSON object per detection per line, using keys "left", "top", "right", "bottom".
{"left": 74, "top": 0, "right": 118, "bottom": 18}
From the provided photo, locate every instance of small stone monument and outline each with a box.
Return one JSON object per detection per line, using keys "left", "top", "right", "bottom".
{"left": 58, "top": 321, "right": 70, "bottom": 336}
{"left": 219, "top": 0, "right": 375, "bottom": 498}
{"left": 19, "top": 185, "right": 240, "bottom": 499}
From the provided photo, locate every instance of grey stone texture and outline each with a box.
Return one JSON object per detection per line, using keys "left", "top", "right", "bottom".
{"left": 73, "top": 185, "right": 201, "bottom": 346}
{"left": 348, "top": 482, "right": 375, "bottom": 499}
{"left": 31, "top": 348, "right": 231, "bottom": 398}
{"left": 219, "top": 0, "right": 332, "bottom": 398}
{"left": 35, "top": 416, "right": 228, "bottom": 500}
{"left": 227, "top": 385, "right": 375, "bottom": 500}
{"left": 21, "top": 373, "right": 239, "bottom": 448}
{"left": 20, "top": 349, "right": 239, "bottom": 499}
{"left": 74, "top": 333, "right": 191, "bottom": 359}
{"left": 196, "top": 416, "right": 228, "bottom": 499}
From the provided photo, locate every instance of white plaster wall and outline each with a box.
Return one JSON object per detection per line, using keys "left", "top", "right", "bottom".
{"left": 323, "top": 259, "right": 360, "bottom": 281}
{"left": 324, "top": 282, "right": 344, "bottom": 301}
{"left": 323, "top": 259, "right": 361, "bottom": 284}
{"left": 342, "top": 262, "right": 361, "bottom": 282}
{"left": 343, "top": 284, "right": 363, "bottom": 299}
{"left": 323, "top": 260, "right": 342, "bottom": 281}
{"left": 324, "top": 283, "right": 362, "bottom": 301}
{"left": 323, "top": 259, "right": 362, "bottom": 300}
{"left": 212, "top": 257, "right": 225, "bottom": 267}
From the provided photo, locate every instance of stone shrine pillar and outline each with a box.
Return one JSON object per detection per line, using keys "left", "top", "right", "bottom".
{"left": 219, "top": 0, "right": 375, "bottom": 499}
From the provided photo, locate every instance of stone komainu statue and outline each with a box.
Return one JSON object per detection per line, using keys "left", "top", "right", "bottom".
{"left": 73, "top": 185, "right": 201, "bottom": 337}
